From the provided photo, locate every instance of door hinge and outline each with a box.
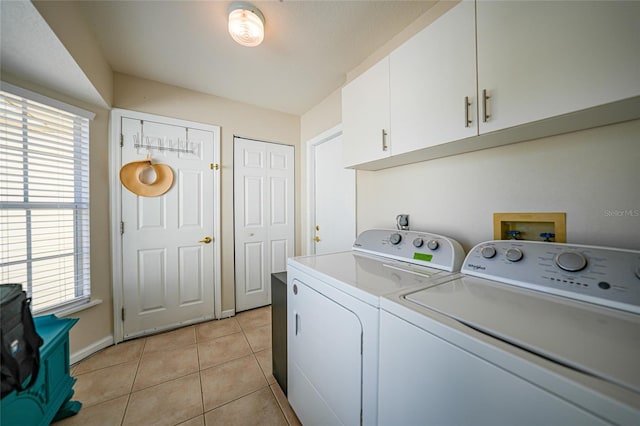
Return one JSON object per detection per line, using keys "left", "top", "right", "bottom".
{"left": 120, "top": 221, "right": 125, "bottom": 235}
{"left": 120, "top": 133, "right": 124, "bottom": 147}
{"left": 121, "top": 307, "right": 125, "bottom": 321}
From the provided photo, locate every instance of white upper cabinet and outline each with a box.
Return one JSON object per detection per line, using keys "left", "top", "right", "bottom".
{"left": 476, "top": 0, "right": 640, "bottom": 134}
{"left": 341, "top": 0, "right": 640, "bottom": 170}
{"left": 342, "top": 57, "right": 391, "bottom": 168}
{"left": 390, "top": 0, "right": 477, "bottom": 155}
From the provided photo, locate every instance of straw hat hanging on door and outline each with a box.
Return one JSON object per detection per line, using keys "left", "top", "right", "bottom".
{"left": 119, "top": 157, "right": 174, "bottom": 197}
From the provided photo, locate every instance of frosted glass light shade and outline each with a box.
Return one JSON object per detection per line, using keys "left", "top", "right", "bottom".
{"left": 228, "top": 3, "right": 265, "bottom": 47}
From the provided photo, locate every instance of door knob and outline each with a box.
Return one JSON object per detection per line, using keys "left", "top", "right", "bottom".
{"left": 199, "top": 236, "right": 212, "bottom": 244}
{"left": 314, "top": 236, "right": 321, "bottom": 242}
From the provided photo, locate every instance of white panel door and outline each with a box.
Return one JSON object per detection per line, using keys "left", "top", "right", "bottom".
{"left": 312, "top": 133, "right": 356, "bottom": 254}
{"left": 234, "top": 138, "right": 294, "bottom": 312}
{"left": 121, "top": 117, "right": 217, "bottom": 338}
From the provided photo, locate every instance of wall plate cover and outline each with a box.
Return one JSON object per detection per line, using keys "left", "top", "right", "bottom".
{"left": 493, "top": 212, "right": 566, "bottom": 242}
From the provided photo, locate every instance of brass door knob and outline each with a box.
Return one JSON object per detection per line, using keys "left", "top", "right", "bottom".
{"left": 314, "top": 236, "right": 321, "bottom": 242}
{"left": 199, "top": 236, "right": 212, "bottom": 244}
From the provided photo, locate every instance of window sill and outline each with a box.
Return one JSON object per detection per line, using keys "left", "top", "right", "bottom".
{"left": 38, "top": 299, "right": 103, "bottom": 318}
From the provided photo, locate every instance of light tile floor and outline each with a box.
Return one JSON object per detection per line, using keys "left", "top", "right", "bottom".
{"left": 56, "top": 306, "right": 300, "bottom": 426}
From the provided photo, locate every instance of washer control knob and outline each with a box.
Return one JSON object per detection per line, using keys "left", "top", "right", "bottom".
{"left": 555, "top": 251, "right": 587, "bottom": 272}
{"left": 389, "top": 233, "right": 402, "bottom": 245}
{"left": 480, "top": 246, "right": 496, "bottom": 259}
{"left": 505, "top": 248, "right": 524, "bottom": 262}
{"left": 427, "top": 240, "right": 439, "bottom": 250}
{"left": 413, "top": 238, "right": 424, "bottom": 248}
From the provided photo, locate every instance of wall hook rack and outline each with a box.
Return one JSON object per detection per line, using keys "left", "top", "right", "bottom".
{"left": 132, "top": 134, "right": 197, "bottom": 155}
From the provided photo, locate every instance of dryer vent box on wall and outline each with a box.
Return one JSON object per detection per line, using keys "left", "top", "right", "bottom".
{"left": 493, "top": 212, "right": 566, "bottom": 243}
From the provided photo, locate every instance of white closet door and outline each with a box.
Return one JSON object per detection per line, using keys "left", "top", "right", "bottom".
{"left": 234, "top": 137, "right": 294, "bottom": 311}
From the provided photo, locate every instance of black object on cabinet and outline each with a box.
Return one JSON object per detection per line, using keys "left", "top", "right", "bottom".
{"left": 271, "top": 271, "right": 287, "bottom": 395}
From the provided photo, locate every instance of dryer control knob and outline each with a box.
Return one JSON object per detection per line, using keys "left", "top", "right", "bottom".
{"left": 413, "top": 238, "right": 424, "bottom": 248}
{"left": 480, "top": 246, "right": 496, "bottom": 259}
{"left": 505, "top": 248, "right": 524, "bottom": 262}
{"left": 390, "top": 233, "right": 402, "bottom": 245}
{"left": 555, "top": 251, "right": 587, "bottom": 272}
{"left": 427, "top": 240, "right": 439, "bottom": 250}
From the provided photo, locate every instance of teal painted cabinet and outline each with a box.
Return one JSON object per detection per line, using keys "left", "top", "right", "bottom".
{"left": 1, "top": 315, "right": 80, "bottom": 426}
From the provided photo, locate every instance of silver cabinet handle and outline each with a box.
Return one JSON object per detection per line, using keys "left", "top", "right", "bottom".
{"left": 464, "top": 96, "right": 472, "bottom": 128}
{"left": 295, "top": 312, "right": 300, "bottom": 335}
{"left": 381, "top": 129, "right": 388, "bottom": 152}
{"left": 482, "top": 89, "right": 491, "bottom": 123}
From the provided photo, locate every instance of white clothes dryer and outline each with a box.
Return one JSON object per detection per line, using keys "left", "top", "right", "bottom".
{"left": 287, "top": 229, "right": 465, "bottom": 425}
{"left": 379, "top": 240, "right": 640, "bottom": 425}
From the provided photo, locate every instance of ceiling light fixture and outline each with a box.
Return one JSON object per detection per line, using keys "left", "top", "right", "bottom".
{"left": 228, "top": 2, "right": 265, "bottom": 47}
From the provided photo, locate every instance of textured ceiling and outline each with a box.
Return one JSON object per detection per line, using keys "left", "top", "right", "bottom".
{"left": 1, "top": 1, "right": 438, "bottom": 115}
{"left": 0, "top": 1, "right": 107, "bottom": 108}
{"left": 75, "top": 0, "right": 437, "bottom": 115}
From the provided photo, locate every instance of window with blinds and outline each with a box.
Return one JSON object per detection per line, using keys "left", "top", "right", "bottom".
{"left": 0, "top": 86, "right": 91, "bottom": 313}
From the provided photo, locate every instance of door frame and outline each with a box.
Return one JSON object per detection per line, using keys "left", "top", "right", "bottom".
{"left": 109, "top": 109, "right": 222, "bottom": 343}
{"left": 304, "top": 124, "right": 356, "bottom": 255}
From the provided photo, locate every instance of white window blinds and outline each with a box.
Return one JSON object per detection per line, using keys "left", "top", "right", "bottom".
{"left": 0, "top": 86, "right": 91, "bottom": 313}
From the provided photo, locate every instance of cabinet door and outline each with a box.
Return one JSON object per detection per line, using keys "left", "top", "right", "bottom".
{"left": 477, "top": 0, "right": 640, "bottom": 134}
{"left": 390, "top": 0, "right": 477, "bottom": 155}
{"left": 342, "top": 57, "right": 391, "bottom": 168}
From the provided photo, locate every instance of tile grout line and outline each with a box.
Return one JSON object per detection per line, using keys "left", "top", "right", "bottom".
{"left": 196, "top": 341, "right": 206, "bottom": 422}
{"left": 119, "top": 338, "right": 146, "bottom": 425}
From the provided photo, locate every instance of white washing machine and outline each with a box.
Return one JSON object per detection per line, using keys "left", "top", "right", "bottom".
{"left": 287, "top": 229, "right": 465, "bottom": 426}
{"left": 379, "top": 240, "right": 640, "bottom": 426}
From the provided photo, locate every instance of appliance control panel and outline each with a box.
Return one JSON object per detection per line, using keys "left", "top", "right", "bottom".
{"left": 462, "top": 240, "right": 640, "bottom": 314}
{"left": 353, "top": 229, "right": 465, "bottom": 272}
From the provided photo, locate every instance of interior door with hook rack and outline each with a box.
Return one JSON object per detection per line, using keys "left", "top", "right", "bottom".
{"left": 119, "top": 117, "right": 219, "bottom": 339}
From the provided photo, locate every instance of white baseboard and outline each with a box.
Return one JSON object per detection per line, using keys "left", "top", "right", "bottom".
{"left": 220, "top": 309, "right": 235, "bottom": 319}
{"left": 70, "top": 335, "right": 114, "bottom": 365}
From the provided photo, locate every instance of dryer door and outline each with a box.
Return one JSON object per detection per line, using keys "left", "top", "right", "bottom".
{"left": 289, "top": 277, "right": 362, "bottom": 425}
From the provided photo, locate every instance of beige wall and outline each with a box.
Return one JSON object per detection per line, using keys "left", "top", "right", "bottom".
{"left": 113, "top": 73, "right": 301, "bottom": 313}
{"left": 300, "top": 88, "right": 342, "bottom": 144}
{"left": 303, "top": 81, "right": 640, "bottom": 253}
{"left": 304, "top": 83, "right": 640, "bottom": 252}
{"left": 357, "top": 119, "right": 640, "bottom": 251}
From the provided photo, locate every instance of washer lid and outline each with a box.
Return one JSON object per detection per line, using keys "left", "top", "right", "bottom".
{"left": 405, "top": 276, "right": 640, "bottom": 394}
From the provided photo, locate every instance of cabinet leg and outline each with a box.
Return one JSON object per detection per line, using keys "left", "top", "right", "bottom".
{"left": 52, "top": 389, "right": 82, "bottom": 422}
